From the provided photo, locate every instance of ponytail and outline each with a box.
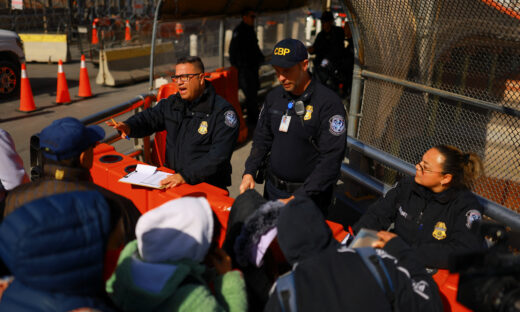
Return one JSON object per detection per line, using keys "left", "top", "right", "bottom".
{"left": 434, "top": 145, "right": 484, "bottom": 189}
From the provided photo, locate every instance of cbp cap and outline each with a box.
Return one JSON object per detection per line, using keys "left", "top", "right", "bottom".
{"left": 270, "top": 38, "right": 308, "bottom": 68}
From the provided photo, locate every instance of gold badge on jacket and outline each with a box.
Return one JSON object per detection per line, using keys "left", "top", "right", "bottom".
{"left": 432, "top": 222, "right": 447, "bottom": 240}
{"left": 198, "top": 121, "right": 208, "bottom": 135}
{"left": 304, "top": 105, "right": 313, "bottom": 121}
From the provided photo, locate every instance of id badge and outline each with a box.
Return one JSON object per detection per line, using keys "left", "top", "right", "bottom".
{"left": 279, "top": 115, "right": 291, "bottom": 132}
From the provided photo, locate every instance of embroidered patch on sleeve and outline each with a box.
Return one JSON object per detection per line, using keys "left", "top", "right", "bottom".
{"left": 224, "top": 110, "right": 238, "bottom": 128}
{"left": 329, "top": 115, "right": 346, "bottom": 136}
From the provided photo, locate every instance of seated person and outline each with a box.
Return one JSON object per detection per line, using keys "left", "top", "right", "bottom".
{"left": 108, "top": 56, "right": 239, "bottom": 190}
{"left": 106, "top": 197, "right": 247, "bottom": 312}
{"left": 264, "top": 196, "right": 443, "bottom": 312}
{"left": 353, "top": 145, "right": 485, "bottom": 269}
{"left": 0, "top": 191, "right": 118, "bottom": 311}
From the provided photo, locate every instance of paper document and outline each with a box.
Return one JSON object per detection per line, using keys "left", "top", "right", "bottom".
{"left": 348, "top": 228, "right": 380, "bottom": 248}
{"left": 118, "top": 164, "right": 173, "bottom": 189}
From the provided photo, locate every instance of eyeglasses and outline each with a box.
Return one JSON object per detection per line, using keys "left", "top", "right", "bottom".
{"left": 171, "top": 73, "right": 202, "bottom": 82}
{"left": 416, "top": 161, "right": 444, "bottom": 174}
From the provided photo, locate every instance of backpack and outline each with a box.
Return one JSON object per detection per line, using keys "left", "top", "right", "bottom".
{"left": 275, "top": 247, "right": 396, "bottom": 312}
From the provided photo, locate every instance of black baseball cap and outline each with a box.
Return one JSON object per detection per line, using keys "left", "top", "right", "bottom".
{"left": 269, "top": 38, "right": 308, "bottom": 68}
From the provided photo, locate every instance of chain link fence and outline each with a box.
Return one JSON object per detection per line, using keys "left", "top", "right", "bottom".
{"left": 0, "top": 0, "right": 309, "bottom": 66}
{"left": 347, "top": 0, "right": 520, "bottom": 211}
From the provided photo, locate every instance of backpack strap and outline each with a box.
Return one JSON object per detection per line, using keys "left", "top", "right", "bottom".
{"left": 356, "top": 247, "right": 395, "bottom": 306}
{"left": 276, "top": 271, "right": 298, "bottom": 312}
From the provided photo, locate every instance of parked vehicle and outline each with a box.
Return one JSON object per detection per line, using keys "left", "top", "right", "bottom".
{"left": 0, "top": 29, "right": 24, "bottom": 99}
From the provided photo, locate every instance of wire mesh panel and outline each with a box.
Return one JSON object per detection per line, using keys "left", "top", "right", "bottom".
{"left": 347, "top": 0, "right": 520, "bottom": 211}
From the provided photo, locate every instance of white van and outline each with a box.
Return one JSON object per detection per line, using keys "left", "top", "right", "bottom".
{"left": 0, "top": 29, "right": 25, "bottom": 99}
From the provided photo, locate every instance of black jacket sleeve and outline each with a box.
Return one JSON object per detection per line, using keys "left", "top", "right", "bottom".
{"left": 180, "top": 107, "right": 239, "bottom": 185}
{"left": 294, "top": 99, "right": 347, "bottom": 197}
{"left": 244, "top": 102, "right": 273, "bottom": 177}
{"left": 382, "top": 237, "right": 444, "bottom": 312}
{"left": 124, "top": 98, "right": 168, "bottom": 138}
{"left": 413, "top": 195, "right": 484, "bottom": 269}
{"left": 353, "top": 182, "right": 402, "bottom": 233}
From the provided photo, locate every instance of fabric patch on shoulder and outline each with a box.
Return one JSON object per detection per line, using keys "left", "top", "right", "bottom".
{"left": 224, "top": 110, "right": 238, "bottom": 128}
{"left": 329, "top": 115, "right": 346, "bottom": 136}
{"left": 465, "top": 209, "right": 482, "bottom": 229}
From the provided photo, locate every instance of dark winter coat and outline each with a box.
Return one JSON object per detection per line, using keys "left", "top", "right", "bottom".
{"left": 229, "top": 21, "right": 264, "bottom": 69}
{"left": 0, "top": 191, "right": 116, "bottom": 312}
{"left": 264, "top": 196, "right": 443, "bottom": 312}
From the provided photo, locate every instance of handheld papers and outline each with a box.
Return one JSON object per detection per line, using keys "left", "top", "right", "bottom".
{"left": 348, "top": 228, "right": 380, "bottom": 248}
{"left": 118, "top": 164, "right": 172, "bottom": 189}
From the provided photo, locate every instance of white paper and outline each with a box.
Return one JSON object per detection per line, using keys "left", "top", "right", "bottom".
{"left": 119, "top": 164, "right": 173, "bottom": 189}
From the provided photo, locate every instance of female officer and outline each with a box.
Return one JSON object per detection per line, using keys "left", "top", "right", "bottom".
{"left": 353, "top": 145, "right": 485, "bottom": 269}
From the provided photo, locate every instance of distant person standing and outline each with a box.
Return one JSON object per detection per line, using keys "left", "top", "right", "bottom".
{"left": 229, "top": 8, "right": 265, "bottom": 126}
{"left": 308, "top": 11, "right": 348, "bottom": 95}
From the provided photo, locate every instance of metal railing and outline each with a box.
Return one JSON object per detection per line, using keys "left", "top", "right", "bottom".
{"left": 342, "top": 136, "right": 520, "bottom": 231}
{"left": 344, "top": 0, "right": 520, "bottom": 212}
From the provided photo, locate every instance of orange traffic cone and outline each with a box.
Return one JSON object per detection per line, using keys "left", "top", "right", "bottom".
{"left": 18, "top": 63, "right": 36, "bottom": 112}
{"left": 92, "top": 20, "right": 99, "bottom": 45}
{"left": 78, "top": 55, "right": 92, "bottom": 98}
{"left": 56, "top": 60, "right": 71, "bottom": 104}
{"left": 125, "top": 19, "right": 131, "bottom": 42}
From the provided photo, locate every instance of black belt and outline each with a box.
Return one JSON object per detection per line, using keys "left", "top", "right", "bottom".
{"left": 268, "top": 171, "right": 304, "bottom": 193}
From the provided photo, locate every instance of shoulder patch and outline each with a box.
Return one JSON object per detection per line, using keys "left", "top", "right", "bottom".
{"left": 224, "top": 110, "right": 238, "bottom": 128}
{"left": 329, "top": 115, "right": 346, "bottom": 136}
{"left": 465, "top": 210, "right": 482, "bottom": 229}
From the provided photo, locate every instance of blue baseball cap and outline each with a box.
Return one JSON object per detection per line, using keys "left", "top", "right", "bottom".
{"left": 269, "top": 38, "right": 308, "bottom": 68}
{"left": 39, "top": 117, "right": 105, "bottom": 161}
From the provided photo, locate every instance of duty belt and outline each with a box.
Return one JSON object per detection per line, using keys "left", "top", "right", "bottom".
{"left": 268, "top": 171, "right": 304, "bottom": 193}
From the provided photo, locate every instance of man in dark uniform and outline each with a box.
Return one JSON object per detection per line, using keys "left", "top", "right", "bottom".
{"left": 108, "top": 56, "right": 239, "bottom": 190}
{"left": 229, "top": 8, "right": 265, "bottom": 126}
{"left": 308, "top": 11, "right": 349, "bottom": 95}
{"left": 239, "top": 39, "right": 347, "bottom": 213}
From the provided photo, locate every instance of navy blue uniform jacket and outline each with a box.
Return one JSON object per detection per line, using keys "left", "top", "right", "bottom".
{"left": 354, "top": 176, "right": 484, "bottom": 269}
{"left": 244, "top": 78, "right": 347, "bottom": 197}
{"left": 125, "top": 82, "right": 239, "bottom": 189}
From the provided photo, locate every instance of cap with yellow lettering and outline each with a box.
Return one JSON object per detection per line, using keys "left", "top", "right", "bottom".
{"left": 270, "top": 38, "right": 308, "bottom": 68}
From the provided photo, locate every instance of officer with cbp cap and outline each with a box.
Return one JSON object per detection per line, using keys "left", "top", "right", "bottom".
{"left": 240, "top": 39, "right": 347, "bottom": 213}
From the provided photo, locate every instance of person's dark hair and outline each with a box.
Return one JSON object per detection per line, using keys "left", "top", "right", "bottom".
{"left": 321, "top": 11, "right": 334, "bottom": 22}
{"left": 241, "top": 7, "right": 255, "bottom": 17}
{"left": 176, "top": 56, "right": 205, "bottom": 73}
{"left": 434, "top": 145, "right": 484, "bottom": 189}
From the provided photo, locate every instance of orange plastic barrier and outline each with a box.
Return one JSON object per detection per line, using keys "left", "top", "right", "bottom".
{"left": 210, "top": 67, "right": 248, "bottom": 143}
{"left": 433, "top": 270, "right": 471, "bottom": 312}
{"left": 326, "top": 220, "right": 349, "bottom": 242}
{"left": 91, "top": 143, "right": 232, "bottom": 246}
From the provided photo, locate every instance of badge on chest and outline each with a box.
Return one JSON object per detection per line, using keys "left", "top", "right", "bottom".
{"left": 198, "top": 121, "right": 208, "bottom": 135}
{"left": 432, "top": 221, "right": 447, "bottom": 240}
